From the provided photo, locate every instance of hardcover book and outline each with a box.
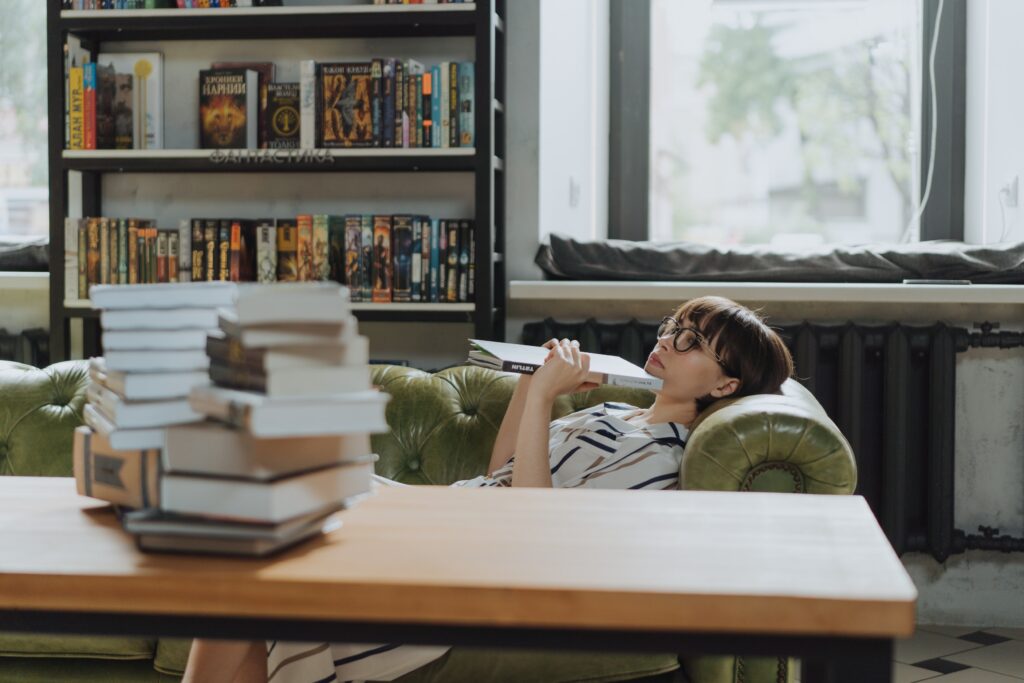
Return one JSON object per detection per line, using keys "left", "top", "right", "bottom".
{"left": 296, "top": 214, "right": 313, "bottom": 281}
{"left": 371, "top": 215, "right": 393, "bottom": 303}
{"left": 256, "top": 219, "right": 277, "bottom": 283}
{"left": 467, "top": 339, "right": 664, "bottom": 391}
{"left": 313, "top": 214, "right": 330, "bottom": 281}
{"left": 318, "top": 62, "right": 374, "bottom": 148}
{"left": 83, "top": 404, "right": 165, "bottom": 451}
{"left": 275, "top": 218, "right": 298, "bottom": 282}
{"left": 198, "top": 68, "right": 259, "bottom": 149}
{"left": 329, "top": 215, "right": 349, "bottom": 289}
{"left": 392, "top": 215, "right": 413, "bottom": 302}
{"left": 73, "top": 426, "right": 161, "bottom": 510}
{"left": 267, "top": 82, "right": 300, "bottom": 149}
{"left": 96, "top": 52, "right": 163, "bottom": 149}
{"left": 211, "top": 61, "right": 275, "bottom": 148}
{"left": 90, "top": 357, "right": 209, "bottom": 400}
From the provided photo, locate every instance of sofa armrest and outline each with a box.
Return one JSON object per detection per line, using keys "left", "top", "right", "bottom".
{"left": 681, "top": 379, "right": 857, "bottom": 495}
{"left": 0, "top": 360, "right": 90, "bottom": 476}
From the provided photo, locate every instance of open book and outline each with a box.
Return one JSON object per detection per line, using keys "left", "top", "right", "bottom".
{"left": 467, "top": 339, "right": 663, "bottom": 391}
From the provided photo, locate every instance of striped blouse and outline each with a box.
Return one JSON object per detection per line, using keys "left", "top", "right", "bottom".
{"left": 456, "top": 402, "right": 689, "bottom": 491}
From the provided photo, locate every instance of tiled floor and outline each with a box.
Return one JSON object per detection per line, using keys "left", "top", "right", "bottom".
{"left": 793, "top": 626, "right": 1024, "bottom": 682}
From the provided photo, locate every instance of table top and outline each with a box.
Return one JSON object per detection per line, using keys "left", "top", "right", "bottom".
{"left": 0, "top": 477, "right": 916, "bottom": 638}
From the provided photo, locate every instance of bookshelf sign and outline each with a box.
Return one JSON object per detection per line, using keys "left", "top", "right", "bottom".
{"left": 209, "top": 149, "right": 335, "bottom": 165}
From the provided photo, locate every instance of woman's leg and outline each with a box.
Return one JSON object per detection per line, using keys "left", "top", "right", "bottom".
{"left": 182, "top": 638, "right": 265, "bottom": 683}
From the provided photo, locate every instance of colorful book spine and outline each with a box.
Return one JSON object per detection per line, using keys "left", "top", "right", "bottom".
{"left": 382, "top": 59, "right": 395, "bottom": 148}
{"left": 422, "top": 72, "right": 433, "bottom": 149}
{"left": 371, "top": 215, "right": 392, "bottom": 303}
{"left": 118, "top": 219, "right": 128, "bottom": 284}
{"left": 275, "top": 218, "right": 298, "bottom": 282}
{"left": 83, "top": 62, "right": 97, "bottom": 150}
{"left": 410, "top": 218, "right": 421, "bottom": 301}
{"left": 69, "top": 66, "right": 85, "bottom": 150}
{"left": 436, "top": 219, "right": 446, "bottom": 302}
{"left": 392, "top": 215, "right": 413, "bottom": 303}
{"left": 191, "top": 219, "right": 205, "bottom": 282}
{"left": 458, "top": 62, "right": 474, "bottom": 147}
{"left": 328, "top": 215, "right": 348, "bottom": 288}
{"left": 128, "top": 219, "right": 140, "bottom": 284}
{"left": 419, "top": 217, "right": 430, "bottom": 302}
{"left": 439, "top": 62, "right": 449, "bottom": 149}
{"left": 446, "top": 219, "right": 459, "bottom": 302}
{"left": 458, "top": 219, "right": 470, "bottom": 301}
{"left": 448, "top": 62, "right": 459, "bottom": 148}
{"left": 296, "top": 214, "right": 313, "bottom": 281}
{"left": 204, "top": 220, "right": 218, "bottom": 282}
{"left": 229, "top": 220, "right": 242, "bottom": 282}
{"left": 371, "top": 59, "right": 383, "bottom": 148}
{"left": 360, "top": 215, "right": 373, "bottom": 301}
{"left": 156, "top": 230, "right": 168, "bottom": 283}
{"left": 313, "top": 214, "right": 330, "bottom": 281}
{"left": 431, "top": 65, "right": 441, "bottom": 148}
{"left": 256, "top": 219, "right": 277, "bottom": 283}
{"left": 218, "top": 220, "right": 231, "bottom": 281}
{"left": 99, "top": 218, "right": 110, "bottom": 285}
{"left": 168, "top": 230, "right": 180, "bottom": 283}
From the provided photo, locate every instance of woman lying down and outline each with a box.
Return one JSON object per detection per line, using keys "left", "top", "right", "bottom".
{"left": 181, "top": 295, "right": 794, "bottom": 683}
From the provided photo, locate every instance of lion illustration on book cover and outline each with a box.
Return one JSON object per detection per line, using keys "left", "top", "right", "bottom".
{"left": 321, "top": 65, "right": 373, "bottom": 147}
{"left": 201, "top": 95, "right": 247, "bottom": 148}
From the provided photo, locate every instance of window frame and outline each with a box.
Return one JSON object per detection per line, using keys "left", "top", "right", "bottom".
{"left": 607, "top": 0, "right": 966, "bottom": 244}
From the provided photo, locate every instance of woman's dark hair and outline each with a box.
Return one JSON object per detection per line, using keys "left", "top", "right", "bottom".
{"left": 671, "top": 296, "right": 794, "bottom": 405}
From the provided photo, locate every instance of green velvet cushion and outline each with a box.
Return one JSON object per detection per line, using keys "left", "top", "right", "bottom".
{"left": 0, "top": 360, "right": 89, "bottom": 476}
{"left": 0, "top": 657, "right": 179, "bottom": 682}
{"left": 152, "top": 638, "right": 190, "bottom": 677}
{"left": 391, "top": 648, "right": 680, "bottom": 683}
{"left": 0, "top": 632, "right": 155, "bottom": 661}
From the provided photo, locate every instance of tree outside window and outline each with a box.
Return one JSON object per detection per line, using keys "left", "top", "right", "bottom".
{"left": 0, "top": 0, "right": 49, "bottom": 240}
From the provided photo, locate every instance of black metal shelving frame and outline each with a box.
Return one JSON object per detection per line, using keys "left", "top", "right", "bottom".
{"left": 46, "top": 0, "right": 506, "bottom": 361}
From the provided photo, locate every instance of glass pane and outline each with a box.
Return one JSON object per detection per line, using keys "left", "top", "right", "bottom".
{"left": 0, "top": 0, "right": 48, "bottom": 240}
{"left": 649, "top": 0, "right": 922, "bottom": 247}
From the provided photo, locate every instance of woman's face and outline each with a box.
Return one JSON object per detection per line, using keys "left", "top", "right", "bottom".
{"left": 643, "top": 318, "right": 740, "bottom": 403}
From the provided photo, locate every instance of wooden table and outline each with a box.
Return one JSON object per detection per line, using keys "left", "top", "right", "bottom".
{"left": 0, "top": 477, "right": 916, "bottom": 682}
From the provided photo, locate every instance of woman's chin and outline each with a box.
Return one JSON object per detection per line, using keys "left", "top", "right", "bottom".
{"left": 644, "top": 360, "right": 663, "bottom": 377}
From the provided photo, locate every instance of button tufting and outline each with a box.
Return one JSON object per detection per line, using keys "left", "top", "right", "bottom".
{"left": 407, "top": 458, "right": 421, "bottom": 471}
{"left": 462, "top": 405, "right": 477, "bottom": 417}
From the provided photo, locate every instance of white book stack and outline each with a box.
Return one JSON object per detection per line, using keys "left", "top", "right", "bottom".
{"left": 130, "top": 283, "right": 388, "bottom": 557}
{"left": 83, "top": 282, "right": 238, "bottom": 451}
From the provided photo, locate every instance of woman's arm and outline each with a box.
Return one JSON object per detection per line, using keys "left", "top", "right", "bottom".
{"left": 487, "top": 373, "right": 532, "bottom": 475}
{"left": 510, "top": 339, "right": 592, "bottom": 488}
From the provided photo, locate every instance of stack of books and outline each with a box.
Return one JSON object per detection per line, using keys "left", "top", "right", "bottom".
{"left": 74, "top": 281, "right": 236, "bottom": 510}
{"left": 122, "top": 282, "right": 388, "bottom": 557}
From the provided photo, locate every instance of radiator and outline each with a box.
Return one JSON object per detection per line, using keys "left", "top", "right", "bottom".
{"left": 0, "top": 327, "right": 49, "bottom": 367}
{"left": 522, "top": 318, "right": 1024, "bottom": 561}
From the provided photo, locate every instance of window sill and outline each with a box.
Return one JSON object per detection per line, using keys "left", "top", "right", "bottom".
{"left": 0, "top": 272, "right": 49, "bottom": 292}
{"left": 509, "top": 281, "right": 1024, "bottom": 306}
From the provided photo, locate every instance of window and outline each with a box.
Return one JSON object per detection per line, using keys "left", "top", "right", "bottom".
{"left": 609, "top": 0, "right": 964, "bottom": 246}
{"left": 0, "top": 0, "right": 48, "bottom": 241}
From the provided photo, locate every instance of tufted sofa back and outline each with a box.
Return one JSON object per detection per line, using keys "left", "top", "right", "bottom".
{"left": 0, "top": 360, "right": 856, "bottom": 497}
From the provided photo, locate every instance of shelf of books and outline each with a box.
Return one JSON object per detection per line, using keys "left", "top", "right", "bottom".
{"left": 47, "top": 0, "right": 505, "bottom": 360}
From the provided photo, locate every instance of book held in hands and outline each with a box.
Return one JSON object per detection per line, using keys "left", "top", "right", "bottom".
{"left": 467, "top": 339, "right": 664, "bottom": 391}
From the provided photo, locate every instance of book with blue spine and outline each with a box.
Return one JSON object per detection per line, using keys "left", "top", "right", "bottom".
{"left": 431, "top": 65, "right": 441, "bottom": 148}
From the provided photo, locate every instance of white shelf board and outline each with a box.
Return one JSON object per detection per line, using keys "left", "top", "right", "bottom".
{"left": 63, "top": 148, "right": 474, "bottom": 159}
{"left": 509, "top": 281, "right": 1024, "bottom": 306}
{"left": 0, "top": 272, "right": 49, "bottom": 291}
{"left": 62, "top": 4, "right": 476, "bottom": 19}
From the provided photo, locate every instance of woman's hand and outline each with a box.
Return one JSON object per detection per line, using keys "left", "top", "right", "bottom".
{"left": 530, "top": 339, "right": 598, "bottom": 401}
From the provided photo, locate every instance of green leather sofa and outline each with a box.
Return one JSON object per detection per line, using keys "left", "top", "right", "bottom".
{"left": 0, "top": 360, "right": 857, "bottom": 683}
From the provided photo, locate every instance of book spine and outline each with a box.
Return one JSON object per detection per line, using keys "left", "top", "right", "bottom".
{"left": 191, "top": 219, "right": 205, "bottom": 282}
{"left": 177, "top": 219, "right": 192, "bottom": 282}
{"left": 503, "top": 360, "right": 540, "bottom": 375}
{"left": 382, "top": 59, "right": 395, "bottom": 148}
{"left": 449, "top": 62, "right": 459, "bottom": 148}
{"left": 156, "top": 230, "right": 168, "bottom": 283}
{"left": 218, "top": 220, "right": 231, "bottom": 281}
{"left": 392, "top": 215, "right": 412, "bottom": 303}
{"left": 420, "top": 216, "right": 430, "bottom": 302}
{"left": 430, "top": 65, "right": 441, "bottom": 148}
{"left": 86, "top": 218, "right": 100, "bottom": 294}
{"left": 603, "top": 374, "right": 663, "bottom": 391}
{"left": 83, "top": 62, "right": 97, "bottom": 150}
{"left": 99, "top": 217, "right": 110, "bottom": 285}
{"left": 229, "top": 220, "right": 242, "bottom": 282}
{"left": 410, "top": 218, "right": 421, "bottom": 301}
{"left": 434, "top": 219, "right": 444, "bottom": 303}
{"left": 394, "top": 61, "right": 405, "bottom": 148}
{"left": 168, "top": 230, "right": 180, "bottom": 283}
{"left": 296, "top": 214, "right": 313, "bottom": 281}
{"left": 458, "top": 219, "right": 470, "bottom": 302}
{"left": 313, "top": 214, "right": 330, "bottom": 281}
{"left": 147, "top": 225, "right": 157, "bottom": 283}
{"left": 69, "top": 66, "right": 85, "bottom": 150}
{"left": 439, "top": 63, "right": 449, "bottom": 149}
{"left": 77, "top": 222, "right": 87, "bottom": 300}
{"left": 371, "top": 59, "right": 383, "bottom": 148}
{"left": 329, "top": 215, "right": 347, "bottom": 287}
{"left": 118, "top": 219, "right": 128, "bottom": 284}
{"left": 239, "top": 220, "right": 257, "bottom": 282}
{"left": 371, "top": 215, "right": 392, "bottom": 303}
{"left": 275, "top": 220, "right": 298, "bottom": 282}
{"left": 204, "top": 220, "right": 218, "bottom": 282}
{"left": 459, "top": 62, "right": 474, "bottom": 147}
{"left": 128, "top": 219, "right": 139, "bottom": 284}
{"left": 64, "top": 218, "right": 79, "bottom": 302}
{"left": 256, "top": 220, "right": 277, "bottom": 283}
{"left": 446, "top": 220, "right": 458, "bottom": 302}
{"left": 299, "top": 60, "right": 316, "bottom": 149}
{"left": 108, "top": 219, "right": 119, "bottom": 285}
{"left": 360, "top": 215, "right": 373, "bottom": 301}
{"left": 422, "top": 72, "right": 432, "bottom": 149}
{"left": 467, "top": 220, "right": 475, "bottom": 301}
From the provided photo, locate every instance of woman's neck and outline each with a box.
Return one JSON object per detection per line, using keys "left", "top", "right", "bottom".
{"left": 638, "top": 395, "right": 699, "bottom": 428}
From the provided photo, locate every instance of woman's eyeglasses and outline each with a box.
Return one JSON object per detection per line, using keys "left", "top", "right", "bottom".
{"left": 656, "top": 317, "right": 730, "bottom": 370}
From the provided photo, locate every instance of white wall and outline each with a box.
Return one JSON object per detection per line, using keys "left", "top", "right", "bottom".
{"left": 964, "top": 0, "right": 1024, "bottom": 244}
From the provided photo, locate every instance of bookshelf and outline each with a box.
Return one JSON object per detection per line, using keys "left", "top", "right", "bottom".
{"left": 46, "top": 0, "right": 506, "bottom": 361}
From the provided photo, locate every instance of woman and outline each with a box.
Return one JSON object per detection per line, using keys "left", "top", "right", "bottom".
{"left": 182, "top": 296, "right": 794, "bottom": 683}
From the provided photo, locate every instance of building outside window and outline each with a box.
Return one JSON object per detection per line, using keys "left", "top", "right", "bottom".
{"left": 0, "top": 0, "right": 49, "bottom": 241}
